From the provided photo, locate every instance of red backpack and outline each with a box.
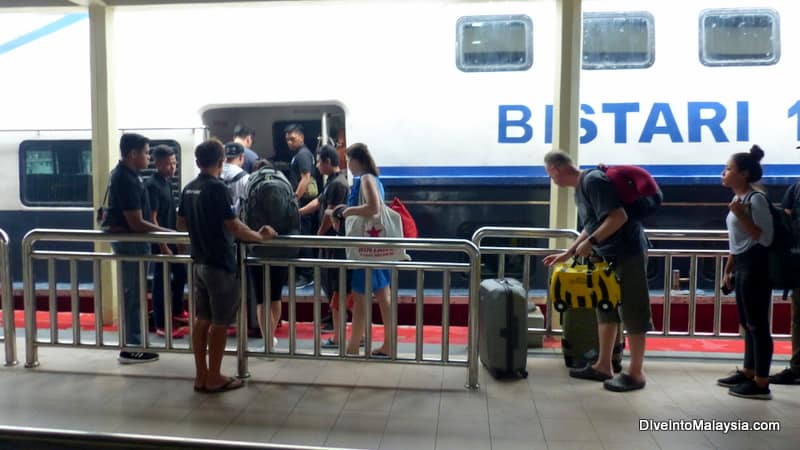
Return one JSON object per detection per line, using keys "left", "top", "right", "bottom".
{"left": 389, "top": 197, "right": 418, "bottom": 238}
{"left": 598, "top": 165, "right": 662, "bottom": 219}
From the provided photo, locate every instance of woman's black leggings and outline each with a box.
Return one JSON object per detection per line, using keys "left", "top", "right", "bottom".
{"left": 734, "top": 244, "right": 773, "bottom": 378}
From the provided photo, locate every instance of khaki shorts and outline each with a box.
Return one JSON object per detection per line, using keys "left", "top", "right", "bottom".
{"left": 597, "top": 252, "right": 653, "bottom": 334}
{"left": 194, "top": 264, "right": 240, "bottom": 326}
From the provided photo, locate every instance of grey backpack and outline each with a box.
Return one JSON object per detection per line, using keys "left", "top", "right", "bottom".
{"left": 241, "top": 167, "right": 300, "bottom": 258}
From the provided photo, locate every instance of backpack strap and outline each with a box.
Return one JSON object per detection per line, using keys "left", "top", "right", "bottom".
{"left": 224, "top": 170, "right": 247, "bottom": 186}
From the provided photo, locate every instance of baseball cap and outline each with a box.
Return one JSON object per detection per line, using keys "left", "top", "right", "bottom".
{"left": 225, "top": 142, "right": 245, "bottom": 158}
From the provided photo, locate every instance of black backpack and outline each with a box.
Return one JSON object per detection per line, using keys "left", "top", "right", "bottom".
{"left": 241, "top": 166, "right": 300, "bottom": 258}
{"left": 747, "top": 191, "right": 800, "bottom": 295}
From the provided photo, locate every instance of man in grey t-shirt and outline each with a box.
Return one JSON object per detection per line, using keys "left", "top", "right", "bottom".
{"left": 543, "top": 150, "right": 652, "bottom": 393}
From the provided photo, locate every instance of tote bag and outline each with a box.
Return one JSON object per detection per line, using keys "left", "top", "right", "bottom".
{"left": 345, "top": 177, "right": 408, "bottom": 261}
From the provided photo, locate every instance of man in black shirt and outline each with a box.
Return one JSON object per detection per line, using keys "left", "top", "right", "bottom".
{"left": 299, "top": 145, "right": 350, "bottom": 340}
{"left": 102, "top": 133, "right": 171, "bottom": 364}
{"left": 177, "top": 139, "right": 277, "bottom": 393}
{"left": 145, "top": 145, "right": 188, "bottom": 337}
{"left": 543, "top": 150, "right": 652, "bottom": 393}
{"left": 286, "top": 123, "right": 318, "bottom": 286}
{"left": 770, "top": 181, "right": 800, "bottom": 384}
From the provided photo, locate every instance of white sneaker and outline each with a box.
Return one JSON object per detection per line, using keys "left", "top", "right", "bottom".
{"left": 273, "top": 337, "right": 279, "bottom": 347}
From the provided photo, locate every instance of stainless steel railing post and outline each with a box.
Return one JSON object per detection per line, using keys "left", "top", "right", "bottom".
{"left": 237, "top": 243, "right": 249, "bottom": 378}
{"left": 0, "top": 229, "right": 18, "bottom": 366}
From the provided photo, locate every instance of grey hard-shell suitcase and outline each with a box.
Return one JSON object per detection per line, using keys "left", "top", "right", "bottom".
{"left": 561, "top": 308, "right": 624, "bottom": 372}
{"left": 479, "top": 278, "right": 529, "bottom": 379}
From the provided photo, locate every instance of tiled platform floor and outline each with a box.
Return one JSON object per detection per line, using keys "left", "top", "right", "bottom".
{"left": 1, "top": 339, "right": 799, "bottom": 450}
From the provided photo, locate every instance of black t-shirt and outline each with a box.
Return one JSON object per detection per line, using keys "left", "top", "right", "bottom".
{"left": 102, "top": 161, "right": 150, "bottom": 232}
{"left": 782, "top": 182, "right": 800, "bottom": 216}
{"left": 290, "top": 146, "right": 316, "bottom": 201}
{"left": 178, "top": 173, "right": 237, "bottom": 273}
{"left": 145, "top": 174, "right": 176, "bottom": 229}
{"left": 576, "top": 169, "right": 648, "bottom": 256}
{"left": 319, "top": 171, "right": 349, "bottom": 235}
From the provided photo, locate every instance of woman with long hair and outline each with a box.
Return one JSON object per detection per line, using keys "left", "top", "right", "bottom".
{"left": 717, "top": 145, "right": 774, "bottom": 400}
{"left": 328, "top": 143, "right": 393, "bottom": 357}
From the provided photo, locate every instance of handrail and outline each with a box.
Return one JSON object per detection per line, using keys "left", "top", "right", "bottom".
{"left": 470, "top": 226, "right": 789, "bottom": 342}
{"left": 1, "top": 228, "right": 18, "bottom": 366}
{"left": 21, "top": 229, "right": 482, "bottom": 390}
{"left": 472, "top": 226, "right": 580, "bottom": 335}
{"left": 646, "top": 229, "right": 729, "bottom": 241}
{"left": 239, "top": 236, "right": 481, "bottom": 389}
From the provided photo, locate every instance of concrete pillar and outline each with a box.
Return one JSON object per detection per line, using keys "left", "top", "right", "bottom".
{"left": 549, "top": 0, "right": 582, "bottom": 234}
{"left": 88, "top": 1, "right": 118, "bottom": 325}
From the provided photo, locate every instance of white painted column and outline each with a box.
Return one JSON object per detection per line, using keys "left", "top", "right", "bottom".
{"left": 550, "top": 0, "right": 582, "bottom": 233}
{"left": 88, "top": 1, "right": 118, "bottom": 325}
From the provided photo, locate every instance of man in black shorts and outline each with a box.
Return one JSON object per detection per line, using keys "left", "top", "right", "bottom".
{"left": 177, "top": 139, "right": 277, "bottom": 393}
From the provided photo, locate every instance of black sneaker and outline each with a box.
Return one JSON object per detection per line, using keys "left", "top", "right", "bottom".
{"left": 729, "top": 380, "right": 772, "bottom": 400}
{"left": 118, "top": 351, "right": 159, "bottom": 364}
{"left": 717, "top": 369, "right": 750, "bottom": 387}
{"left": 768, "top": 367, "right": 800, "bottom": 385}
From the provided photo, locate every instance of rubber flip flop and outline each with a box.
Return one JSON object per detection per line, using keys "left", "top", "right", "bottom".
{"left": 204, "top": 377, "right": 244, "bottom": 394}
{"left": 603, "top": 373, "right": 646, "bottom": 392}
{"left": 370, "top": 350, "right": 390, "bottom": 359}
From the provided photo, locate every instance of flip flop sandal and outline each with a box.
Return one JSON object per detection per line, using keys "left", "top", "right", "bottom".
{"left": 204, "top": 377, "right": 244, "bottom": 394}
{"left": 370, "top": 350, "right": 391, "bottom": 359}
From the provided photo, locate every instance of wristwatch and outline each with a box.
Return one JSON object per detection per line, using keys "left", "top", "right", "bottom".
{"left": 589, "top": 235, "right": 600, "bottom": 246}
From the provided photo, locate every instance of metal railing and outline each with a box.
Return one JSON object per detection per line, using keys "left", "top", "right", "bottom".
{"left": 1, "top": 228, "right": 18, "bottom": 366}
{"left": 471, "top": 226, "right": 790, "bottom": 341}
{"left": 22, "top": 229, "right": 192, "bottom": 369}
{"left": 472, "top": 227, "right": 580, "bottom": 335}
{"left": 21, "top": 229, "right": 481, "bottom": 390}
{"left": 237, "top": 236, "right": 481, "bottom": 391}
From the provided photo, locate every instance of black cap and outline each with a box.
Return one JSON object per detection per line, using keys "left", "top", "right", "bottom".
{"left": 224, "top": 142, "right": 245, "bottom": 158}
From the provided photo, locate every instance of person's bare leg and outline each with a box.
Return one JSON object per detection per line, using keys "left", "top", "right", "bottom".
{"left": 373, "top": 287, "right": 392, "bottom": 355}
{"left": 256, "top": 303, "right": 267, "bottom": 345}
{"left": 347, "top": 293, "right": 366, "bottom": 355}
{"left": 204, "top": 323, "right": 232, "bottom": 389}
{"left": 331, "top": 304, "right": 342, "bottom": 344}
{"left": 193, "top": 319, "right": 211, "bottom": 389}
{"left": 626, "top": 333, "right": 646, "bottom": 382}
{"left": 592, "top": 322, "right": 618, "bottom": 376}
{"left": 270, "top": 301, "right": 282, "bottom": 349}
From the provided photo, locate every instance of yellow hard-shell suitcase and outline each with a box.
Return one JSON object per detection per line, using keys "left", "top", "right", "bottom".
{"left": 549, "top": 259, "right": 621, "bottom": 313}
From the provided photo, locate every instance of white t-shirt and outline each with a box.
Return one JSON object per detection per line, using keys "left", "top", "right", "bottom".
{"left": 221, "top": 163, "right": 249, "bottom": 214}
{"left": 726, "top": 190, "right": 774, "bottom": 255}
